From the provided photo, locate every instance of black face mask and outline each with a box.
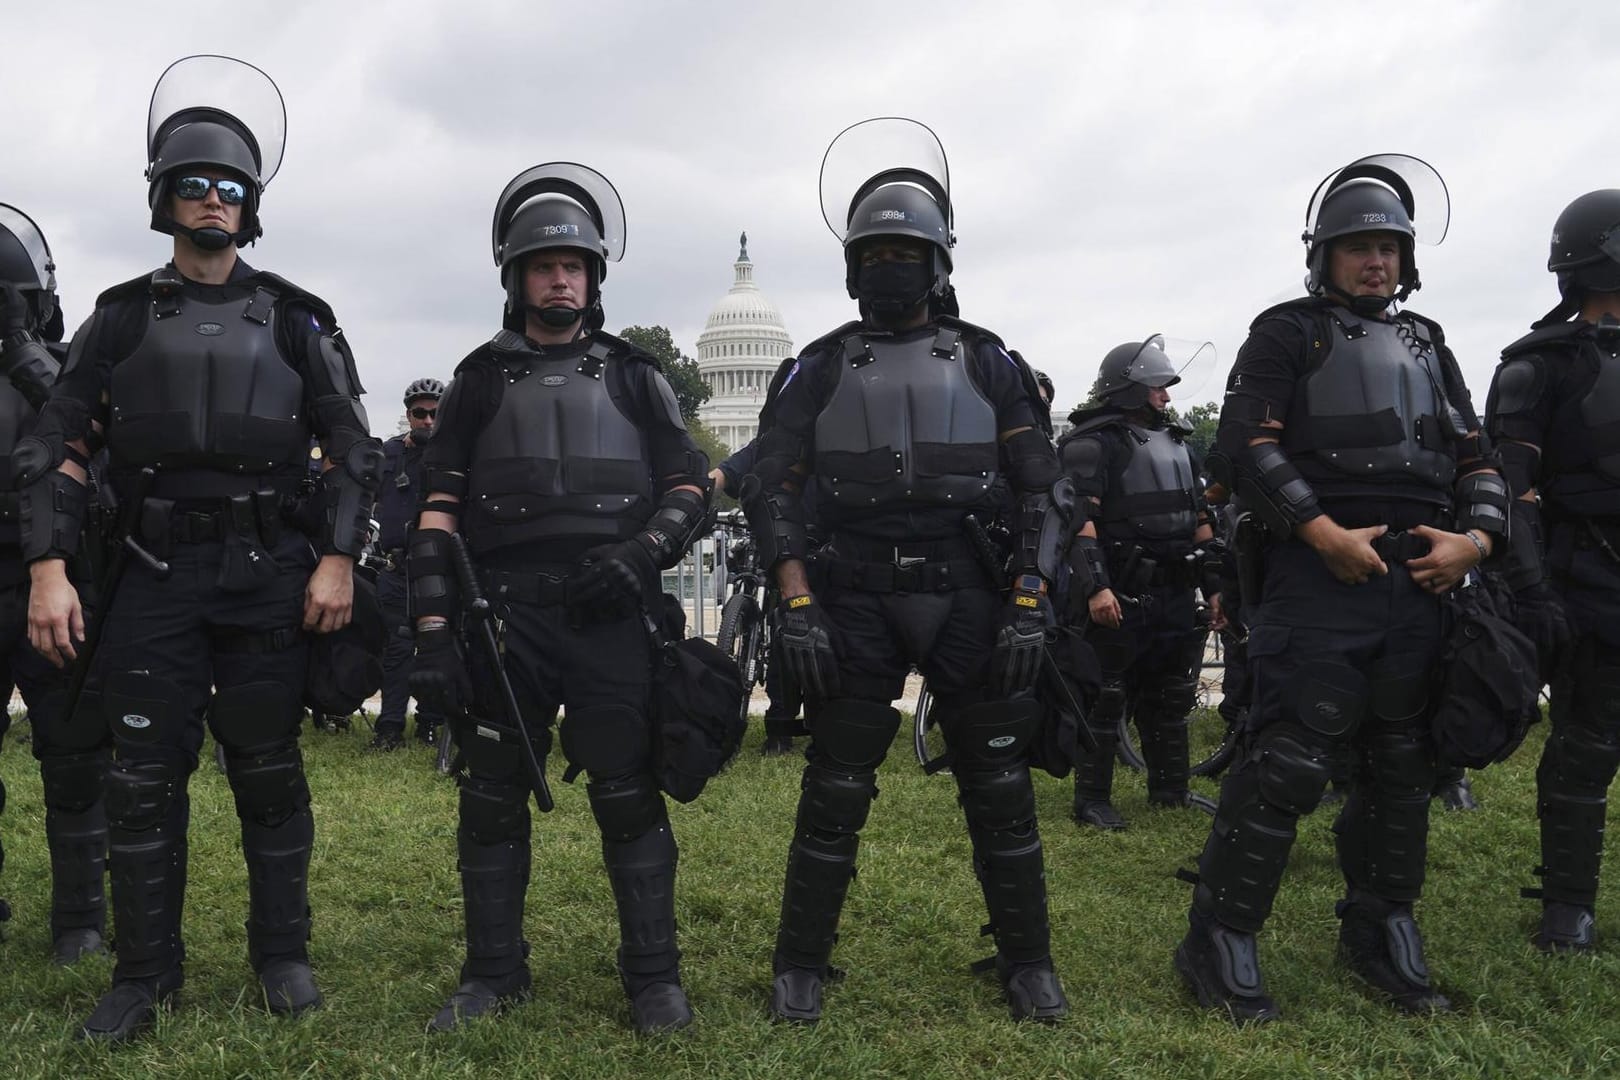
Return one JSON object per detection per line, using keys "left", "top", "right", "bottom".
{"left": 855, "top": 261, "right": 932, "bottom": 319}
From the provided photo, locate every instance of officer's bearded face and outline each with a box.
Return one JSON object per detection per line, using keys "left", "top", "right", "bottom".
{"left": 169, "top": 167, "right": 245, "bottom": 236}
{"left": 1328, "top": 231, "right": 1401, "bottom": 299}
{"left": 523, "top": 251, "right": 589, "bottom": 312}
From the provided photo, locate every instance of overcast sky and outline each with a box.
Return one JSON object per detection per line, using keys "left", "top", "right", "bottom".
{"left": 8, "top": 1, "right": 1617, "bottom": 437}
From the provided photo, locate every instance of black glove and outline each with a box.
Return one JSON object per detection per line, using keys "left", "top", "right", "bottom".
{"left": 567, "top": 538, "right": 658, "bottom": 616}
{"left": 991, "top": 575, "right": 1054, "bottom": 697}
{"left": 0, "top": 283, "right": 28, "bottom": 337}
{"left": 1515, "top": 582, "right": 1575, "bottom": 683}
{"left": 777, "top": 594, "right": 841, "bottom": 699}
{"left": 409, "top": 624, "right": 472, "bottom": 715}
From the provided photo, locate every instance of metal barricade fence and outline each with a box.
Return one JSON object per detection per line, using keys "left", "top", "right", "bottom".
{"left": 661, "top": 530, "right": 726, "bottom": 640}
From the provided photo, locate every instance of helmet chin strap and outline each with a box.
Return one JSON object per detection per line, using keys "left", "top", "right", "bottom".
{"left": 1323, "top": 280, "right": 1402, "bottom": 317}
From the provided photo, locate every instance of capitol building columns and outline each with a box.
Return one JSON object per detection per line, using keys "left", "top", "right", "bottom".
{"left": 695, "top": 232, "right": 793, "bottom": 453}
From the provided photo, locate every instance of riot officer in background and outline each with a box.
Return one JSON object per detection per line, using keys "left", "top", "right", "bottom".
{"left": 1061, "top": 338, "right": 1220, "bottom": 828}
{"left": 22, "top": 56, "right": 382, "bottom": 1041}
{"left": 746, "top": 119, "right": 1072, "bottom": 1023}
{"left": 0, "top": 205, "right": 109, "bottom": 964}
{"left": 1487, "top": 189, "right": 1620, "bottom": 952}
{"left": 370, "top": 377, "right": 446, "bottom": 751}
{"left": 410, "top": 162, "right": 709, "bottom": 1034}
{"left": 1176, "top": 155, "right": 1507, "bottom": 1021}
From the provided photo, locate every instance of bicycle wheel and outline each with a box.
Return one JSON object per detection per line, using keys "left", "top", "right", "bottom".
{"left": 717, "top": 593, "right": 763, "bottom": 724}
{"left": 1190, "top": 629, "right": 1240, "bottom": 778}
{"left": 912, "top": 681, "right": 949, "bottom": 772}
{"left": 1115, "top": 708, "right": 1146, "bottom": 770}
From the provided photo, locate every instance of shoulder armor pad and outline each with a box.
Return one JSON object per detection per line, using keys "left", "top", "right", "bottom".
{"left": 1502, "top": 320, "right": 1586, "bottom": 359}
{"left": 934, "top": 314, "right": 1008, "bottom": 350}
{"left": 243, "top": 270, "right": 338, "bottom": 328}
{"left": 1168, "top": 416, "right": 1194, "bottom": 439}
{"left": 1400, "top": 309, "right": 1446, "bottom": 344}
{"left": 94, "top": 270, "right": 159, "bottom": 309}
{"left": 1248, "top": 295, "right": 1331, "bottom": 332}
{"left": 585, "top": 330, "right": 662, "bottom": 370}
{"left": 1061, "top": 405, "right": 1128, "bottom": 438}
{"left": 488, "top": 329, "right": 531, "bottom": 356}
{"left": 797, "top": 319, "right": 868, "bottom": 358}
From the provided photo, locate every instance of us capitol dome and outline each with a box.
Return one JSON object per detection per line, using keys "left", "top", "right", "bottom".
{"left": 696, "top": 232, "right": 793, "bottom": 452}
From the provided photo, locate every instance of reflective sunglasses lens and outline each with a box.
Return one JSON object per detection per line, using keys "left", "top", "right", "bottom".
{"left": 411, "top": 408, "right": 437, "bottom": 420}
{"left": 215, "top": 180, "right": 246, "bottom": 205}
{"left": 174, "top": 176, "right": 210, "bottom": 200}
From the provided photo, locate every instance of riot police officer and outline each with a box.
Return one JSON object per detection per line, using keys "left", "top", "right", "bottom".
{"left": 1176, "top": 155, "right": 1507, "bottom": 1022}
{"left": 21, "top": 56, "right": 381, "bottom": 1042}
{"left": 410, "top": 162, "right": 709, "bottom": 1034}
{"left": 0, "top": 204, "right": 108, "bottom": 964}
{"left": 370, "top": 377, "right": 446, "bottom": 751}
{"left": 1487, "top": 189, "right": 1620, "bottom": 952}
{"left": 1061, "top": 338, "right": 1220, "bottom": 829}
{"left": 746, "top": 119, "right": 1072, "bottom": 1023}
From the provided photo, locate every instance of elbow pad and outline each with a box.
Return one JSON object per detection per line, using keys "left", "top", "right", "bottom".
{"left": 407, "top": 526, "right": 456, "bottom": 621}
{"left": 1013, "top": 476, "right": 1077, "bottom": 581}
{"left": 1003, "top": 427, "right": 1060, "bottom": 491}
{"left": 20, "top": 468, "right": 87, "bottom": 563}
{"left": 742, "top": 483, "right": 809, "bottom": 569}
{"left": 637, "top": 487, "right": 710, "bottom": 570}
{"left": 1234, "top": 442, "right": 1321, "bottom": 537}
{"left": 1455, "top": 470, "right": 1510, "bottom": 541}
{"left": 321, "top": 437, "right": 384, "bottom": 556}
{"left": 1066, "top": 535, "right": 1111, "bottom": 601}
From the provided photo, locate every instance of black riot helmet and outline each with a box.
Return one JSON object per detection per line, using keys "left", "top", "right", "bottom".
{"left": 1302, "top": 154, "right": 1448, "bottom": 313}
{"left": 1548, "top": 190, "right": 1620, "bottom": 308}
{"left": 820, "top": 118, "right": 956, "bottom": 321}
{"left": 0, "top": 203, "right": 63, "bottom": 341}
{"left": 145, "top": 55, "right": 286, "bottom": 251}
{"left": 491, "top": 162, "right": 625, "bottom": 333}
{"left": 1091, "top": 337, "right": 1181, "bottom": 411}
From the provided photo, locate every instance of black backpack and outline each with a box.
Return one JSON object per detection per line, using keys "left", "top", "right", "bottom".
{"left": 1431, "top": 581, "right": 1541, "bottom": 768}
{"left": 647, "top": 596, "right": 747, "bottom": 802}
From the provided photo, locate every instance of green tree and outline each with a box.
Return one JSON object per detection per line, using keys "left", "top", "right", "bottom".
{"left": 1179, "top": 401, "right": 1220, "bottom": 461}
{"left": 619, "top": 324, "right": 710, "bottom": 425}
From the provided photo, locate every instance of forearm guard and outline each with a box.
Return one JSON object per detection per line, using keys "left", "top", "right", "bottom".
{"left": 1504, "top": 498, "right": 1546, "bottom": 592}
{"left": 742, "top": 483, "right": 810, "bottom": 569}
{"left": 320, "top": 436, "right": 384, "bottom": 556}
{"left": 1066, "top": 534, "right": 1111, "bottom": 600}
{"left": 1233, "top": 442, "right": 1321, "bottom": 538}
{"left": 19, "top": 468, "right": 87, "bottom": 563}
{"left": 636, "top": 486, "right": 710, "bottom": 570}
{"left": 407, "top": 527, "right": 457, "bottom": 622}
{"left": 1012, "top": 476, "right": 1077, "bottom": 581}
{"left": 1454, "top": 469, "right": 1510, "bottom": 544}
{"left": 0, "top": 333, "right": 57, "bottom": 411}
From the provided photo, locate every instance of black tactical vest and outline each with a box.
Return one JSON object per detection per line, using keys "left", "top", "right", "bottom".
{"left": 1282, "top": 307, "right": 1456, "bottom": 499}
{"left": 1539, "top": 331, "right": 1620, "bottom": 517}
{"left": 1100, "top": 423, "right": 1199, "bottom": 543}
{"left": 812, "top": 327, "right": 999, "bottom": 511}
{"left": 466, "top": 332, "right": 653, "bottom": 554}
{"left": 107, "top": 273, "right": 309, "bottom": 498}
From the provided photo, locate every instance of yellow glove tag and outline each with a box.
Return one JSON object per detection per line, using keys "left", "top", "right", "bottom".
{"left": 788, "top": 595, "right": 813, "bottom": 609}
{"left": 1015, "top": 594, "right": 1039, "bottom": 609}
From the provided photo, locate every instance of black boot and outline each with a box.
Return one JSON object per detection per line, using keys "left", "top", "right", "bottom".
{"left": 1072, "top": 739, "right": 1125, "bottom": 830}
{"left": 40, "top": 756, "right": 110, "bottom": 965}
{"left": 1535, "top": 901, "right": 1596, "bottom": 953}
{"left": 602, "top": 821, "right": 690, "bottom": 1034}
{"left": 77, "top": 970, "right": 183, "bottom": 1044}
{"left": 431, "top": 804, "right": 532, "bottom": 1033}
{"left": 1433, "top": 771, "right": 1478, "bottom": 812}
{"left": 1174, "top": 909, "right": 1280, "bottom": 1024}
{"left": 428, "top": 969, "right": 533, "bottom": 1033}
{"left": 1148, "top": 789, "right": 1218, "bottom": 814}
{"left": 762, "top": 711, "right": 798, "bottom": 757}
{"left": 1336, "top": 892, "right": 1451, "bottom": 1014}
{"left": 997, "top": 955, "right": 1069, "bottom": 1022}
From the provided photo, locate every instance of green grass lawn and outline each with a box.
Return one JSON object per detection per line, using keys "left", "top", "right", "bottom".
{"left": 0, "top": 714, "right": 1613, "bottom": 1079}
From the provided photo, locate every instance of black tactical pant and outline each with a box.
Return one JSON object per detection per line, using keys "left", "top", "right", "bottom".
{"left": 90, "top": 531, "right": 314, "bottom": 987}
{"left": 0, "top": 577, "right": 108, "bottom": 942}
{"left": 1072, "top": 581, "right": 1204, "bottom": 805}
{"left": 374, "top": 567, "right": 444, "bottom": 738}
{"left": 1536, "top": 525, "right": 1620, "bottom": 907}
{"left": 1190, "top": 538, "right": 1442, "bottom": 933}
{"left": 774, "top": 555, "right": 1053, "bottom": 975}
{"left": 449, "top": 571, "right": 680, "bottom": 997}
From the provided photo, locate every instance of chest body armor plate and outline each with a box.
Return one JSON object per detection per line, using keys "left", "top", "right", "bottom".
{"left": 812, "top": 328, "right": 1000, "bottom": 511}
{"left": 1283, "top": 307, "right": 1455, "bottom": 496}
{"left": 107, "top": 279, "right": 308, "bottom": 491}
{"left": 1102, "top": 423, "right": 1198, "bottom": 543}
{"left": 467, "top": 335, "right": 652, "bottom": 552}
{"left": 1541, "top": 335, "right": 1620, "bottom": 516}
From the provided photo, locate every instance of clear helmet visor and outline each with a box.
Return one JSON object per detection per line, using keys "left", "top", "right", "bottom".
{"left": 1304, "top": 153, "right": 1449, "bottom": 248}
{"left": 820, "top": 117, "right": 951, "bottom": 243}
{"left": 0, "top": 204, "right": 55, "bottom": 290}
{"left": 147, "top": 55, "right": 286, "bottom": 185}
{"left": 1154, "top": 334, "right": 1220, "bottom": 403}
{"left": 491, "top": 162, "right": 625, "bottom": 266}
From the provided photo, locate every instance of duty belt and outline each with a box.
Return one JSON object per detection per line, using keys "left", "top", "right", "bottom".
{"left": 1370, "top": 530, "right": 1432, "bottom": 563}
{"left": 479, "top": 567, "right": 572, "bottom": 606}
{"left": 823, "top": 537, "right": 988, "bottom": 594}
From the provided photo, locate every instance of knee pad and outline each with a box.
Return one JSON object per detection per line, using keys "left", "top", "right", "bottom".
{"left": 941, "top": 696, "right": 1040, "bottom": 772}
{"left": 210, "top": 681, "right": 301, "bottom": 754}
{"left": 1365, "top": 726, "right": 1435, "bottom": 796}
{"left": 801, "top": 762, "right": 878, "bottom": 837}
{"left": 105, "top": 754, "right": 184, "bottom": 833}
{"left": 102, "top": 671, "right": 189, "bottom": 754}
{"left": 561, "top": 704, "right": 649, "bottom": 778}
{"left": 1540, "top": 720, "right": 1620, "bottom": 796}
{"left": 1140, "top": 675, "right": 1200, "bottom": 724}
{"left": 38, "top": 751, "right": 106, "bottom": 814}
{"left": 225, "top": 743, "right": 311, "bottom": 827}
{"left": 956, "top": 766, "right": 1037, "bottom": 833}
{"left": 1293, "top": 661, "right": 1369, "bottom": 741}
{"left": 459, "top": 773, "right": 531, "bottom": 845}
{"left": 1254, "top": 726, "right": 1335, "bottom": 816}
{"left": 1369, "top": 659, "right": 1430, "bottom": 725}
{"left": 813, "top": 698, "right": 900, "bottom": 771}
{"left": 1089, "top": 680, "right": 1127, "bottom": 736}
{"left": 586, "top": 773, "right": 667, "bottom": 843}
{"left": 1567, "top": 666, "right": 1620, "bottom": 728}
{"left": 457, "top": 716, "right": 534, "bottom": 783}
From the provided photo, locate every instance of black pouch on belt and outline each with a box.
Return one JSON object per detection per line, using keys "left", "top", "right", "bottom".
{"left": 218, "top": 493, "right": 277, "bottom": 593}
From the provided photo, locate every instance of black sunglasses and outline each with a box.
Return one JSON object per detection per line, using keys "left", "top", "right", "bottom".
{"left": 173, "top": 175, "right": 248, "bottom": 205}
{"left": 410, "top": 407, "right": 437, "bottom": 420}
